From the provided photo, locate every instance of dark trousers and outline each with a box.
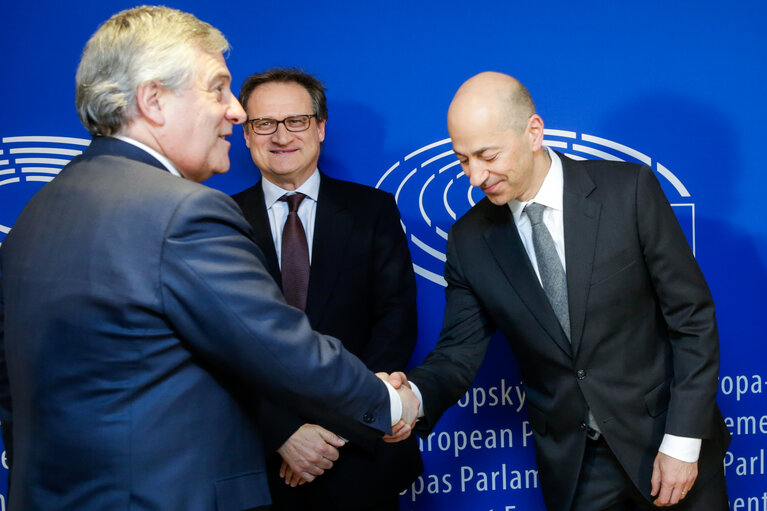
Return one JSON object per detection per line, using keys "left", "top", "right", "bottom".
{"left": 269, "top": 485, "right": 399, "bottom": 511}
{"left": 268, "top": 467, "right": 400, "bottom": 511}
{"left": 571, "top": 437, "right": 729, "bottom": 511}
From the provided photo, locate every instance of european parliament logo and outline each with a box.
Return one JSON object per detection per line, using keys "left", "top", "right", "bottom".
{"left": 0, "top": 136, "right": 90, "bottom": 245}
{"left": 376, "top": 131, "right": 695, "bottom": 287}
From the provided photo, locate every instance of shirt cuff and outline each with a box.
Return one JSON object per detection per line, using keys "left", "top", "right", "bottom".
{"left": 384, "top": 381, "right": 402, "bottom": 426}
{"left": 658, "top": 434, "right": 702, "bottom": 462}
{"left": 409, "top": 380, "right": 425, "bottom": 419}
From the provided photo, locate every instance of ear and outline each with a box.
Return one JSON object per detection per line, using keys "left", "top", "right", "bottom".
{"left": 527, "top": 114, "right": 545, "bottom": 151}
{"left": 317, "top": 118, "right": 326, "bottom": 143}
{"left": 135, "top": 81, "right": 166, "bottom": 126}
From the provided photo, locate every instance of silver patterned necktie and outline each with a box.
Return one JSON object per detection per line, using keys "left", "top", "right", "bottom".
{"left": 525, "top": 202, "right": 601, "bottom": 436}
{"left": 524, "top": 202, "right": 570, "bottom": 340}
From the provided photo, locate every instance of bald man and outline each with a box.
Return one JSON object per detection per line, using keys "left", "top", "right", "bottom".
{"left": 390, "top": 72, "right": 730, "bottom": 511}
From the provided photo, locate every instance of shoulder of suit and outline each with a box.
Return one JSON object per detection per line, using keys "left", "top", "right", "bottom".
{"left": 74, "top": 150, "right": 210, "bottom": 198}
{"left": 565, "top": 155, "right": 646, "bottom": 178}
{"left": 63, "top": 154, "right": 240, "bottom": 225}
{"left": 230, "top": 182, "right": 261, "bottom": 206}
{"left": 449, "top": 197, "right": 503, "bottom": 238}
{"left": 459, "top": 196, "right": 497, "bottom": 220}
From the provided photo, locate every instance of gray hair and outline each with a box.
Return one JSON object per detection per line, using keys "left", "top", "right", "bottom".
{"left": 503, "top": 82, "right": 536, "bottom": 133}
{"left": 75, "top": 6, "right": 229, "bottom": 136}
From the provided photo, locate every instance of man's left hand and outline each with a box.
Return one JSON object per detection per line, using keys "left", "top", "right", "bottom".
{"left": 280, "top": 460, "right": 309, "bottom": 486}
{"left": 277, "top": 423, "right": 344, "bottom": 486}
{"left": 650, "top": 451, "right": 698, "bottom": 507}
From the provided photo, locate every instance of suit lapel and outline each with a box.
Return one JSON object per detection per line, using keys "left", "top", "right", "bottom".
{"left": 481, "top": 202, "right": 572, "bottom": 357}
{"left": 242, "top": 183, "right": 281, "bottom": 283}
{"left": 305, "top": 175, "right": 354, "bottom": 323}
{"left": 560, "top": 154, "right": 600, "bottom": 355}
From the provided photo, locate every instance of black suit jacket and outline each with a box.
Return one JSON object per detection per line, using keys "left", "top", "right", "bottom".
{"left": 409, "top": 154, "right": 730, "bottom": 511}
{"left": 232, "top": 174, "right": 423, "bottom": 509}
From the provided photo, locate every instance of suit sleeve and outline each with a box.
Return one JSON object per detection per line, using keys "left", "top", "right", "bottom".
{"left": 408, "top": 227, "right": 496, "bottom": 433}
{"left": 158, "top": 188, "right": 392, "bottom": 436}
{"left": 636, "top": 166, "right": 721, "bottom": 438}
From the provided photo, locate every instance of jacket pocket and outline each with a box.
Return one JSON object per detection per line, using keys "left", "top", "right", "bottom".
{"left": 526, "top": 401, "right": 548, "bottom": 435}
{"left": 591, "top": 248, "right": 639, "bottom": 287}
{"left": 215, "top": 470, "right": 270, "bottom": 511}
{"left": 644, "top": 379, "right": 671, "bottom": 417}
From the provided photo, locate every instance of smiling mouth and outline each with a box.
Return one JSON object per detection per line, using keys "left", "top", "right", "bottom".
{"left": 271, "top": 149, "right": 298, "bottom": 155}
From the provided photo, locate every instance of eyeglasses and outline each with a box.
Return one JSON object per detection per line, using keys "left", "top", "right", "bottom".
{"left": 245, "top": 114, "right": 317, "bottom": 135}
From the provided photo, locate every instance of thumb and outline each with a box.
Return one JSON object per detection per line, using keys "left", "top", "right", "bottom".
{"left": 319, "top": 427, "right": 346, "bottom": 447}
{"left": 388, "top": 371, "right": 409, "bottom": 389}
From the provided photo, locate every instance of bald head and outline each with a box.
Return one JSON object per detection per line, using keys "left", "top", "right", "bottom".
{"left": 448, "top": 72, "right": 536, "bottom": 134}
{"left": 447, "top": 72, "right": 549, "bottom": 205}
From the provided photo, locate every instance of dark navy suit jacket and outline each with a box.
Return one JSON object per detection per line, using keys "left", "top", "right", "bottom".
{"left": 0, "top": 137, "right": 392, "bottom": 510}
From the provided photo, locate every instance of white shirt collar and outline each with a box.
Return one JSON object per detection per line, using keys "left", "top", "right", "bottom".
{"left": 508, "top": 146, "right": 563, "bottom": 220}
{"left": 261, "top": 169, "right": 321, "bottom": 209}
{"left": 113, "top": 134, "right": 182, "bottom": 178}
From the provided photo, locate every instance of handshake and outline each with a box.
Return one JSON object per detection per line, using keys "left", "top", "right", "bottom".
{"left": 277, "top": 371, "right": 419, "bottom": 487}
{"left": 377, "top": 371, "right": 419, "bottom": 444}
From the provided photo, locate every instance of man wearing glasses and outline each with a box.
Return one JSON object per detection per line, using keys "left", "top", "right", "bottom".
{"left": 232, "top": 68, "right": 422, "bottom": 511}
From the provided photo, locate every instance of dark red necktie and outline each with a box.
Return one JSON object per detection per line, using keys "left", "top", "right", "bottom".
{"left": 279, "top": 193, "right": 310, "bottom": 310}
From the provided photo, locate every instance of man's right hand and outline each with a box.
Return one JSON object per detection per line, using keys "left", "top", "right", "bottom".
{"left": 387, "top": 371, "right": 409, "bottom": 390}
{"left": 277, "top": 423, "right": 346, "bottom": 486}
{"left": 379, "top": 371, "right": 418, "bottom": 443}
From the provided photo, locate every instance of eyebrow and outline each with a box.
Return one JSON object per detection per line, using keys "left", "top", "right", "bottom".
{"left": 472, "top": 146, "right": 500, "bottom": 156}
{"left": 209, "top": 71, "right": 231, "bottom": 85}
{"left": 454, "top": 146, "right": 500, "bottom": 158}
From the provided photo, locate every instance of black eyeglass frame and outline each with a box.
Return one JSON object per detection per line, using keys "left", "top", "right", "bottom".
{"left": 244, "top": 114, "right": 317, "bottom": 135}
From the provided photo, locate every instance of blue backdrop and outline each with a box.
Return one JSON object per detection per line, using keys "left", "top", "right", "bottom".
{"left": 1, "top": 2, "right": 765, "bottom": 510}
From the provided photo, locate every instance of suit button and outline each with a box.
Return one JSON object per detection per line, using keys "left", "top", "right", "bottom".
{"left": 580, "top": 422, "right": 588, "bottom": 431}
{"left": 363, "top": 412, "right": 374, "bottom": 423}
{"left": 576, "top": 369, "right": 586, "bottom": 380}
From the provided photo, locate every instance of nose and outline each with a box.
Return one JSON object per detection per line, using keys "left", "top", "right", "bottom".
{"left": 270, "top": 122, "right": 293, "bottom": 145}
{"left": 465, "top": 160, "right": 487, "bottom": 188}
{"left": 227, "top": 92, "right": 247, "bottom": 124}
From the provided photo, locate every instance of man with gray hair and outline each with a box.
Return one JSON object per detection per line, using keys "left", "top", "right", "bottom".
{"left": 0, "top": 6, "right": 417, "bottom": 511}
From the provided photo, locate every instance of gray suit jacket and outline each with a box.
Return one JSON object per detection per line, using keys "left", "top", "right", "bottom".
{"left": 0, "top": 137, "right": 391, "bottom": 511}
{"left": 409, "top": 153, "right": 730, "bottom": 511}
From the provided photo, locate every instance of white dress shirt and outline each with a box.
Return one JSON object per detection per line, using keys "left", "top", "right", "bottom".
{"left": 508, "top": 146, "right": 566, "bottom": 282}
